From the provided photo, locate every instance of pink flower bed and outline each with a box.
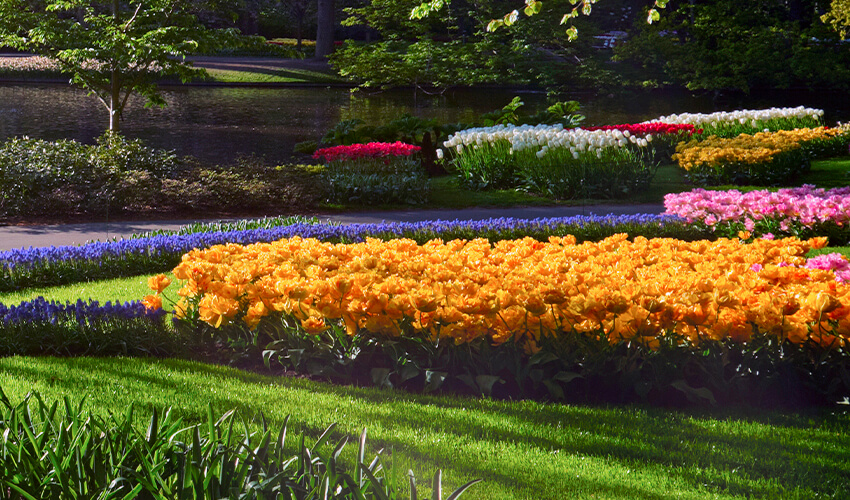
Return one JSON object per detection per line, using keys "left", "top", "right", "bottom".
{"left": 664, "top": 185, "right": 850, "bottom": 231}
{"left": 313, "top": 142, "right": 421, "bottom": 163}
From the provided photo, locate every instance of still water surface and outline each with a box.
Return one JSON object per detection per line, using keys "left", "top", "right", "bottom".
{"left": 3, "top": 84, "right": 850, "bottom": 164}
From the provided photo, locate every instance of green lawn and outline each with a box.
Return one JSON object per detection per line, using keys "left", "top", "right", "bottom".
{"left": 1, "top": 355, "right": 847, "bottom": 499}
{"left": 200, "top": 67, "right": 347, "bottom": 84}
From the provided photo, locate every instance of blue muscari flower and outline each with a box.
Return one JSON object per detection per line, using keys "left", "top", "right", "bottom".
{"left": 0, "top": 214, "right": 684, "bottom": 278}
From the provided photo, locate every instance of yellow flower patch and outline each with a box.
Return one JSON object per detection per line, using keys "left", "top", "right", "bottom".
{"left": 672, "top": 127, "right": 846, "bottom": 171}
{"left": 159, "top": 235, "right": 850, "bottom": 350}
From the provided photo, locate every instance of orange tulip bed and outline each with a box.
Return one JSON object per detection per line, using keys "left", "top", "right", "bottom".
{"left": 148, "top": 234, "right": 850, "bottom": 406}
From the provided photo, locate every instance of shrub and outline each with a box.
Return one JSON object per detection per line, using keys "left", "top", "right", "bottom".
{"left": 0, "top": 133, "right": 182, "bottom": 217}
{"left": 0, "top": 134, "right": 325, "bottom": 218}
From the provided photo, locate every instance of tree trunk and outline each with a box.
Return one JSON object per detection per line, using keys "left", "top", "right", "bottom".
{"left": 109, "top": 68, "right": 120, "bottom": 132}
{"left": 315, "top": 0, "right": 334, "bottom": 58}
{"left": 110, "top": 0, "right": 120, "bottom": 132}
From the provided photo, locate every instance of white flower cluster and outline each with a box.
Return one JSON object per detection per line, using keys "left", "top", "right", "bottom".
{"left": 443, "top": 124, "right": 650, "bottom": 160}
{"left": 643, "top": 106, "right": 824, "bottom": 128}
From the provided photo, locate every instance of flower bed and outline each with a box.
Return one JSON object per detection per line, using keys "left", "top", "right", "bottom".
{"left": 0, "top": 214, "right": 701, "bottom": 292}
{"left": 442, "top": 123, "right": 661, "bottom": 198}
{"left": 644, "top": 106, "right": 825, "bottom": 138}
{"left": 0, "top": 297, "right": 173, "bottom": 356}
{"left": 672, "top": 127, "right": 849, "bottom": 186}
{"left": 313, "top": 141, "right": 428, "bottom": 205}
{"left": 154, "top": 234, "right": 850, "bottom": 404}
{"left": 162, "top": 234, "right": 848, "bottom": 348}
{"left": 664, "top": 185, "right": 850, "bottom": 244}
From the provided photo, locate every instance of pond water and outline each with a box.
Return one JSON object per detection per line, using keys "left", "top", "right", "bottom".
{"left": 3, "top": 83, "right": 850, "bottom": 165}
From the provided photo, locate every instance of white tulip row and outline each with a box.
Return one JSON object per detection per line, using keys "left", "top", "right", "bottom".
{"left": 442, "top": 124, "right": 651, "bottom": 159}
{"left": 642, "top": 106, "right": 824, "bottom": 128}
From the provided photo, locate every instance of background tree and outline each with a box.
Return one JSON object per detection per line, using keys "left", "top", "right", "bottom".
{"left": 614, "top": 0, "right": 850, "bottom": 92}
{"left": 0, "top": 0, "right": 232, "bottom": 132}
{"left": 332, "top": 0, "right": 633, "bottom": 90}
{"left": 822, "top": 0, "right": 850, "bottom": 36}
{"left": 316, "top": 0, "right": 335, "bottom": 56}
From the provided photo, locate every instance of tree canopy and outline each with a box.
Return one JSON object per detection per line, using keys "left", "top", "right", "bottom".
{"left": 410, "top": 0, "right": 669, "bottom": 39}
{"left": 0, "top": 0, "right": 232, "bottom": 131}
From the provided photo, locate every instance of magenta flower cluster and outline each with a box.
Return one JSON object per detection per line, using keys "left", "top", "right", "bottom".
{"left": 805, "top": 253, "right": 850, "bottom": 283}
{"left": 312, "top": 142, "right": 421, "bottom": 163}
{"left": 664, "top": 185, "right": 850, "bottom": 231}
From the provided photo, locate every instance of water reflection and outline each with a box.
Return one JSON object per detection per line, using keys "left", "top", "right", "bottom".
{"left": 3, "top": 83, "right": 850, "bottom": 165}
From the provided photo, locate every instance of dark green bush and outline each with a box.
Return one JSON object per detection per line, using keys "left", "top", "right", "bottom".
{"left": 0, "top": 135, "right": 325, "bottom": 218}
{"left": 0, "top": 390, "right": 480, "bottom": 499}
{"left": 161, "top": 157, "right": 325, "bottom": 213}
{"left": 0, "top": 133, "right": 181, "bottom": 217}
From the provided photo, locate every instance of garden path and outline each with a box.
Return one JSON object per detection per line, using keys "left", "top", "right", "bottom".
{"left": 0, "top": 204, "right": 664, "bottom": 251}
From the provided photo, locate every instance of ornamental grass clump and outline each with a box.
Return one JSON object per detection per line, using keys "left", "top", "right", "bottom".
{"left": 664, "top": 185, "right": 850, "bottom": 243}
{"left": 672, "top": 127, "right": 850, "bottom": 186}
{"left": 313, "top": 141, "right": 429, "bottom": 205}
{"left": 645, "top": 106, "right": 825, "bottom": 138}
{"left": 443, "top": 123, "right": 664, "bottom": 199}
{"left": 157, "top": 234, "right": 850, "bottom": 405}
{"left": 0, "top": 391, "right": 479, "bottom": 499}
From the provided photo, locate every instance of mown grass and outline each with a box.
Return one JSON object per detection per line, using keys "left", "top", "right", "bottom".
{"left": 200, "top": 67, "right": 346, "bottom": 84}
{"left": 1, "top": 355, "right": 848, "bottom": 500}
{"left": 0, "top": 274, "right": 155, "bottom": 305}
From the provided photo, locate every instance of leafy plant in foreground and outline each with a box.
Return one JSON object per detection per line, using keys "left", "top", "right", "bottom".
{"left": 0, "top": 389, "right": 481, "bottom": 499}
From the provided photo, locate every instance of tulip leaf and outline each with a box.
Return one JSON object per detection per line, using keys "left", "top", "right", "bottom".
{"left": 670, "top": 380, "right": 717, "bottom": 405}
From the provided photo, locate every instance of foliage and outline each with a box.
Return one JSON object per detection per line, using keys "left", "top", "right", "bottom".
{"left": 0, "top": 214, "right": 704, "bottom": 292}
{"left": 823, "top": 0, "right": 850, "bottom": 37}
{"left": 0, "top": 133, "right": 179, "bottom": 216}
{"left": 0, "top": 135, "right": 324, "bottom": 217}
{"left": 0, "top": 297, "right": 176, "bottom": 357}
{"left": 411, "top": 0, "right": 668, "bottom": 40}
{"left": 615, "top": 0, "right": 850, "bottom": 92}
{"left": 0, "top": 390, "right": 480, "bottom": 499}
{"left": 0, "top": 0, "right": 233, "bottom": 131}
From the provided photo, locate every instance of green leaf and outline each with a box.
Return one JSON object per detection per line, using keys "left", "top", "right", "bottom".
{"left": 669, "top": 380, "right": 717, "bottom": 405}
{"left": 446, "top": 478, "right": 483, "bottom": 500}
{"left": 371, "top": 368, "right": 393, "bottom": 388}
{"left": 566, "top": 26, "right": 578, "bottom": 41}
{"left": 647, "top": 8, "right": 661, "bottom": 23}
{"left": 431, "top": 469, "right": 443, "bottom": 500}
{"left": 424, "top": 371, "right": 448, "bottom": 392}
{"left": 504, "top": 10, "right": 519, "bottom": 26}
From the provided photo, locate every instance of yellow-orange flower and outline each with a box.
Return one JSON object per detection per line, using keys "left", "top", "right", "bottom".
{"left": 141, "top": 294, "right": 162, "bottom": 311}
{"left": 147, "top": 274, "right": 172, "bottom": 294}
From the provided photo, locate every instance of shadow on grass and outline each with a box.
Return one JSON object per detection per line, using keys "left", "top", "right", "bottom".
{"left": 2, "top": 355, "right": 848, "bottom": 499}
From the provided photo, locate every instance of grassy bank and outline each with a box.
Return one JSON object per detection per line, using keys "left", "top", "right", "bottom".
{"left": 1, "top": 356, "right": 847, "bottom": 499}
